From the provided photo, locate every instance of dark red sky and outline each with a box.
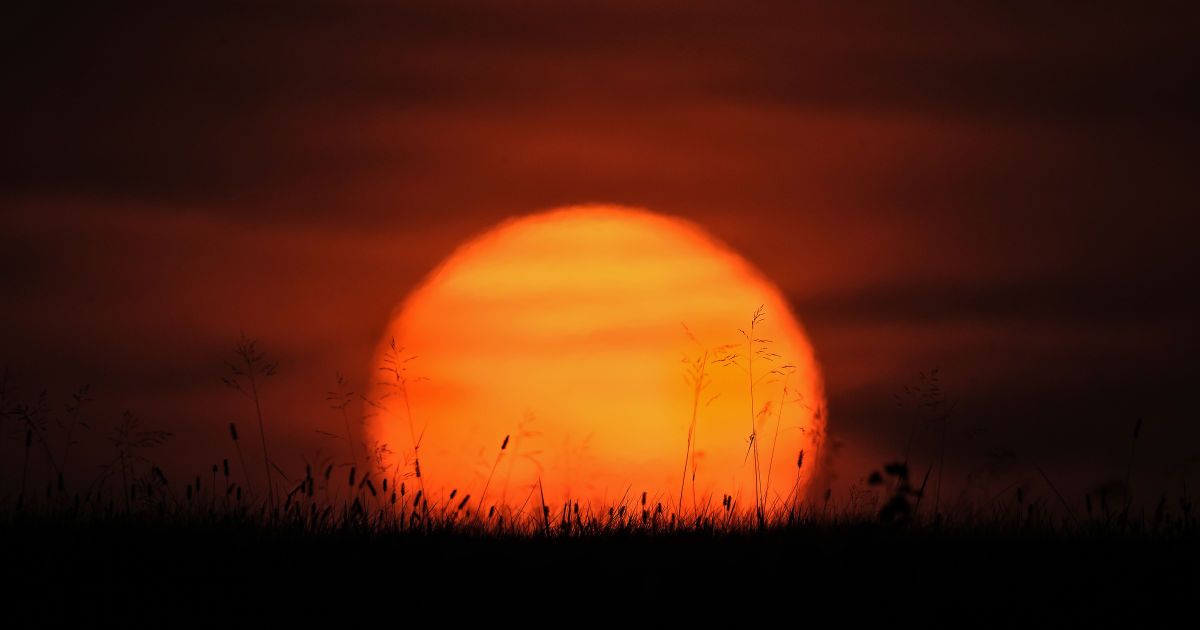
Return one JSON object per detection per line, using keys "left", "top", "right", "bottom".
{"left": 2, "top": 1, "right": 1197, "bottom": 501}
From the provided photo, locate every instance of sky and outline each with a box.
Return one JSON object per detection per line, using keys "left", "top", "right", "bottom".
{"left": 2, "top": 1, "right": 1197, "bottom": 503}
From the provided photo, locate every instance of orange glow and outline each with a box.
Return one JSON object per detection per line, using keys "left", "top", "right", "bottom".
{"left": 368, "top": 205, "right": 824, "bottom": 514}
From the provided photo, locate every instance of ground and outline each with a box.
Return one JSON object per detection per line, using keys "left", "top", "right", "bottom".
{"left": 4, "top": 518, "right": 1196, "bottom": 625}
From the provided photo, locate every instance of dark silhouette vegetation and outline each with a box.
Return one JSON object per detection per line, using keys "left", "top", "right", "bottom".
{"left": 1, "top": 330, "right": 1197, "bottom": 623}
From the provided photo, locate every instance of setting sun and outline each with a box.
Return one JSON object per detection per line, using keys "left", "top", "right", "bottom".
{"left": 368, "top": 205, "right": 825, "bottom": 514}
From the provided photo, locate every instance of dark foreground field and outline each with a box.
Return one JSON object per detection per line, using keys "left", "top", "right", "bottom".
{"left": 4, "top": 515, "right": 1197, "bottom": 625}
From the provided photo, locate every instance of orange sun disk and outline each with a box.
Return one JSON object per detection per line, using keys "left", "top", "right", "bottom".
{"left": 368, "top": 205, "right": 824, "bottom": 515}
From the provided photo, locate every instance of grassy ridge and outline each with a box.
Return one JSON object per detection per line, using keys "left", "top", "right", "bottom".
{"left": 4, "top": 512, "right": 1197, "bottom": 624}
{"left": 3, "top": 324, "right": 1196, "bottom": 623}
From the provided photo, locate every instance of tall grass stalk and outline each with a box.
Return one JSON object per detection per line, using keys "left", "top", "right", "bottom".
{"left": 746, "top": 309, "right": 764, "bottom": 523}
{"left": 223, "top": 334, "right": 278, "bottom": 508}
{"left": 763, "top": 367, "right": 797, "bottom": 504}
{"left": 229, "top": 422, "right": 252, "bottom": 496}
{"left": 678, "top": 345, "right": 709, "bottom": 516}
{"left": 59, "top": 385, "right": 91, "bottom": 494}
{"left": 477, "top": 434, "right": 509, "bottom": 514}
{"left": 326, "top": 372, "right": 359, "bottom": 470}
{"left": 378, "top": 339, "right": 426, "bottom": 500}
{"left": 1125, "top": 418, "right": 1143, "bottom": 499}
{"left": 15, "top": 393, "right": 59, "bottom": 509}
{"left": 715, "top": 306, "right": 781, "bottom": 526}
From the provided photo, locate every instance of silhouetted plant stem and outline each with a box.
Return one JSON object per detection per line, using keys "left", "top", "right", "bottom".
{"left": 1035, "top": 463, "right": 1081, "bottom": 529}
{"left": 912, "top": 464, "right": 933, "bottom": 518}
{"left": 499, "top": 414, "right": 532, "bottom": 505}
{"left": 1125, "top": 418, "right": 1143, "bottom": 501}
{"left": 19, "top": 429, "right": 31, "bottom": 509}
{"left": 747, "top": 321, "right": 762, "bottom": 524}
{"left": 60, "top": 386, "right": 91, "bottom": 495}
{"left": 400, "top": 381, "right": 423, "bottom": 498}
{"left": 249, "top": 372, "right": 272, "bottom": 507}
{"left": 678, "top": 349, "right": 708, "bottom": 516}
{"left": 934, "top": 413, "right": 949, "bottom": 517}
{"left": 327, "top": 372, "right": 358, "bottom": 470}
{"left": 763, "top": 369, "right": 793, "bottom": 504}
{"left": 0, "top": 368, "right": 9, "bottom": 436}
{"left": 787, "top": 449, "right": 805, "bottom": 517}
{"left": 712, "top": 306, "right": 785, "bottom": 526}
{"left": 223, "top": 334, "right": 278, "bottom": 509}
{"left": 477, "top": 434, "right": 508, "bottom": 514}
{"left": 377, "top": 340, "right": 426, "bottom": 502}
{"left": 538, "top": 477, "right": 549, "bottom": 534}
{"left": 118, "top": 447, "right": 130, "bottom": 512}
{"left": 230, "top": 423, "right": 253, "bottom": 497}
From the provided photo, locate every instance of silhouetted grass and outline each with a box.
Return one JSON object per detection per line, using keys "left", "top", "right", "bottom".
{"left": 1, "top": 328, "right": 1195, "bottom": 538}
{"left": 2, "top": 327, "right": 1199, "bottom": 623}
